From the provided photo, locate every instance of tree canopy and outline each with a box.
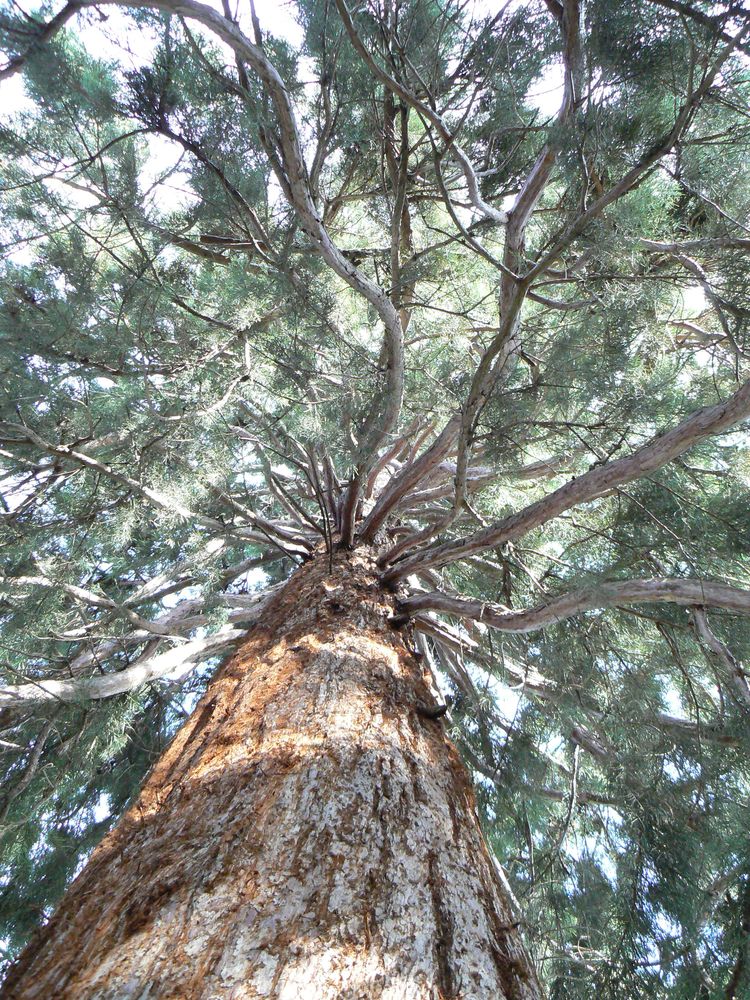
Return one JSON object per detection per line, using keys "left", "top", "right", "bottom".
{"left": 1, "top": 0, "right": 750, "bottom": 994}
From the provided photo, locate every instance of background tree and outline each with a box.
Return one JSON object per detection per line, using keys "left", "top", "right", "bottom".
{"left": 1, "top": 0, "right": 750, "bottom": 995}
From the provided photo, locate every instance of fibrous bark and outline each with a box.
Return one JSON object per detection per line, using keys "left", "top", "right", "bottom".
{"left": 2, "top": 548, "right": 539, "bottom": 999}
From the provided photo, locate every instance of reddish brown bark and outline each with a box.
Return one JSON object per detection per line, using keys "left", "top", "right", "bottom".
{"left": 2, "top": 548, "right": 540, "bottom": 999}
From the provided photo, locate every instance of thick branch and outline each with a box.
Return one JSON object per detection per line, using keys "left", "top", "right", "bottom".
{"left": 0, "top": 628, "right": 244, "bottom": 708}
{"left": 646, "top": 0, "right": 750, "bottom": 57}
{"left": 400, "top": 578, "right": 750, "bottom": 633}
{"left": 5, "top": 0, "right": 404, "bottom": 468}
{"left": 0, "top": 589, "right": 277, "bottom": 708}
{"left": 0, "top": 1, "right": 82, "bottom": 80}
{"left": 692, "top": 608, "right": 750, "bottom": 709}
{"left": 384, "top": 378, "right": 750, "bottom": 579}
{"left": 436, "top": 0, "right": 581, "bottom": 535}
{"left": 359, "top": 416, "right": 460, "bottom": 541}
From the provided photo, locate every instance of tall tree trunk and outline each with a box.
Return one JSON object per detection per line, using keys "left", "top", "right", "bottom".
{"left": 2, "top": 547, "right": 540, "bottom": 999}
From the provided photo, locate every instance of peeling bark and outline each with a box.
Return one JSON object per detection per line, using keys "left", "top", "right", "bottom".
{"left": 2, "top": 548, "right": 540, "bottom": 999}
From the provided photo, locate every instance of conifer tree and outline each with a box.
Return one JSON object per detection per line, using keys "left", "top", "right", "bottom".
{"left": 1, "top": 0, "right": 750, "bottom": 995}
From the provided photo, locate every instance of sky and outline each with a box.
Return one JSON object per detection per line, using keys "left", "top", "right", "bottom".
{"left": 2, "top": 0, "right": 714, "bottom": 340}
{"left": 0, "top": 1, "right": 731, "bottom": 881}
{"left": 1, "top": 1, "right": 308, "bottom": 215}
{"left": 0, "top": 0, "right": 577, "bottom": 743}
{"left": 1, "top": 1, "right": 712, "bottom": 362}
{"left": 1, "top": 0, "right": 567, "bottom": 216}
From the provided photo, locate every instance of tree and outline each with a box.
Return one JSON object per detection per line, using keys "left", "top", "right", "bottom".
{"left": 0, "top": 0, "right": 749, "bottom": 994}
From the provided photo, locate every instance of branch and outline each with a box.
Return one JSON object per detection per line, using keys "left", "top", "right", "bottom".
{"left": 646, "top": 0, "right": 750, "bottom": 58}
{"left": 431, "top": 0, "right": 581, "bottom": 537}
{"left": 384, "top": 378, "right": 750, "bottom": 579}
{"left": 62, "top": 566, "right": 284, "bottom": 676}
{"left": 413, "top": 610, "right": 740, "bottom": 753}
{"left": 0, "top": 714, "right": 58, "bottom": 823}
{"left": 5, "top": 0, "right": 404, "bottom": 471}
{"left": 0, "top": 422, "right": 312, "bottom": 554}
{"left": 334, "top": 0, "right": 509, "bottom": 226}
{"left": 527, "top": 23, "right": 750, "bottom": 280}
{"left": 0, "top": 1, "right": 82, "bottom": 81}
{"left": 0, "top": 588, "right": 278, "bottom": 708}
{"left": 412, "top": 613, "right": 555, "bottom": 700}
{"left": 0, "top": 628, "right": 244, "bottom": 708}
{"left": 0, "top": 574, "right": 179, "bottom": 636}
{"left": 400, "top": 578, "right": 750, "bottom": 633}
{"left": 642, "top": 237, "right": 750, "bottom": 255}
{"left": 692, "top": 608, "right": 750, "bottom": 709}
{"left": 358, "top": 416, "right": 460, "bottom": 541}
{"left": 178, "top": 0, "right": 403, "bottom": 459}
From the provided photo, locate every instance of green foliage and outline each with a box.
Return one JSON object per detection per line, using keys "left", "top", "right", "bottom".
{"left": 1, "top": 0, "right": 750, "bottom": 994}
